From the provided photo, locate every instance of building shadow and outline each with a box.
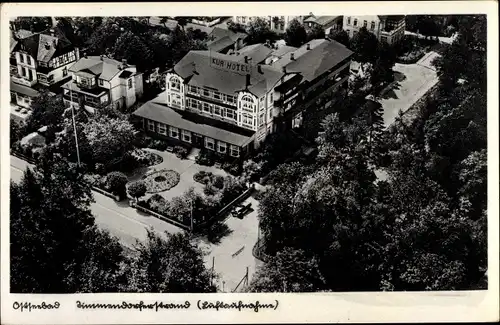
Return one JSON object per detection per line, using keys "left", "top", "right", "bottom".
{"left": 206, "top": 219, "right": 234, "bottom": 244}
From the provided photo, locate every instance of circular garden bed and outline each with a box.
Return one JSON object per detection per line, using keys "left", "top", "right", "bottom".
{"left": 142, "top": 169, "right": 180, "bottom": 193}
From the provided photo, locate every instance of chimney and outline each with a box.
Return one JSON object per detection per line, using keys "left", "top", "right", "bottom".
{"left": 245, "top": 74, "right": 251, "bottom": 88}
{"left": 282, "top": 66, "right": 286, "bottom": 74}
{"left": 44, "top": 42, "right": 51, "bottom": 50}
{"left": 49, "top": 29, "right": 55, "bottom": 36}
{"left": 122, "top": 59, "right": 127, "bottom": 68}
{"left": 53, "top": 39, "right": 57, "bottom": 47}
{"left": 84, "top": 52, "right": 88, "bottom": 59}
{"left": 306, "top": 43, "right": 311, "bottom": 50}
{"left": 244, "top": 55, "right": 248, "bottom": 63}
{"left": 192, "top": 62, "right": 198, "bottom": 74}
{"left": 290, "top": 52, "right": 295, "bottom": 60}
{"left": 257, "top": 65, "right": 263, "bottom": 74}
{"left": 100, "top": 55, "right": 104, "bottom": 61}
{"left": 235, "top": 37, "right": 242, "bottom": 51}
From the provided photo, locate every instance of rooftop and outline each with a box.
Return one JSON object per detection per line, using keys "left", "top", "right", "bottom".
{"left": 69, "top": 56, "right": 136, "bottom": 81}
{"left": 133, "top": 92, "right": 255, "bottom": 147}
{"left": 174, "top": 50, "right": 284, "bottom": 97}
{"left": 10, "top": 80, "right": 40, "bottom": 98}
{"left": 235, "top": 44, "right": 273, "bottom": 64}
{"left": 61, "top": 80, "right": 107, "bottom": 97}
{"left": 271, "top": 39, "right": 354, "bottom": 81}
{"left": 304, "top": 15, "right": 341, "bottom": 26}
{"left": 12, "top": 31, "right": 74, "bottom": 63}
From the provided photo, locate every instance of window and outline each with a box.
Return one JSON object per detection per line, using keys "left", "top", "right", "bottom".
{"left": 371, "top": 21, "right": 375, "bottom": 30}
{"left": 226, "top": 95, "right": 236, "bottom": 104}
{"left": 203, "top": 102, "right": 212, "bottom": 113}
{"left": 363, "top": 20, "right": 367, "bottom": 28}
{"left": 242, "top": 113, "right": 254, "bottom": 126}
{"left": 347, "top": 17, "right": 351, "bottom": 25}
{"left": 188, "top": 85, "right": 197, "bottom": 94}
{"left": 182, "top": 130, "right": 191, "bottom": 143}
{"left": 99, "top": 79, "right": 104, "bottom": 86}
{"left": 214, "top": 106, "right": 222, "bottom": 116}
{"left": 218, "top": 142, "right": 227, "bottom": 154}
{"left": 213, "top": 91, "right": 221, "bottom": 100}
{"left": 205, "top": 137, "right": 215, "bottom": 150}
{"left": 158, "top": 123, "right": 167, "bottom": 135}
{"left": 189, "top": 98, "right": 200, "bottom": 110}
{"left": 128, "top": 78, "right": 133, "bottom": 89}
{"left": 148, "top": 120, "right": 155, "bottom": 131}
{"left": 170, "top": 76, "right": 181, "bottom": 91}
{"left": 268, "top": 92, "right": 273, "bottom": 105}
{"left": 19, "top": 54, "right": 24, "bottom": 63}
{"left": 241, "top": 94, "right": 255, "bottom": 113}
{"left": 225, "top": 109, "right": 235, "bottom": 120}
{"left": 100, "top": 94, "right": 109, "bottom": 104}
{"left": 230, "top": 145, "right": 240, "bottom": 157}
{"left": 169, "top": 126, "right": 179, "bottom": 139}
{"left": 203, "top": 88, "right": 211, "bottom": 97}
{"left": 353, "top": 19, "right": 358, "bottom": 27}
{"left": 27, "top": 56, "right": 31, "bottom": 65}
{"left": 259, "top": 113, "right": 265, "bottom": 127}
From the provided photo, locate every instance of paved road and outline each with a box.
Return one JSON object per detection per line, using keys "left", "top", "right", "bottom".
{"left": 379, "top": 51, "right": 440, "bottom": 127}
{"left": 10, "top": 156, "right": 183, "bottom": 249}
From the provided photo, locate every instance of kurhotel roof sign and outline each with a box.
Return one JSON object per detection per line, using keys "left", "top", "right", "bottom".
{"left": 172, "top": 38, "right": 353, "bottom": 97}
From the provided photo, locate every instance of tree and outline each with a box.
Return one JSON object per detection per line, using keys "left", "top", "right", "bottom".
{"left": 248, "top": 248, "right": 326, "bottom": 292}
{"left": 242, "top": 159, "right": 263, "bottom": 183}
{"left": 329, "top": 29, "right": 349, "bottom": 46}
{"left": 246, "top": 17, "right": 278, "bottom": 45}
{"left": 127, "top": 180, "right": 147, "bottom": 201}
{"left": 126, "top": 230, "right": 216, "bottom": 292}
{"left": 105, "top": 171, "right": 129, "bottom": 198}
{"left": 433, "top": 15, "right": 486, "bottom": 93}
{"left": 82, "top": 114, "right": 137, "bottom": 168}
{"left": 227, "top": 21, "right": 247, "bottom": 33}
{"left": 112, "top": 31, "right": 154, "bottom": 72}
{"left": 350, "top": 27, "right": 379, "bottom": 63}
{"left": 307, "top": 24, "right": 325, "bottom": 41}
{"left": 371, "top": 41, "right": 397, "bottom": 87}
{"left": 285, "top": 19, "right": 307, "bottom": 47}
{"left": 72, "top": 17, "right": 103, "bottom": 47}
{"left": 26, "top": 91, "right": 66, "bottom": 134}
{"left": 13, "top": 17, "right": 51, "bottom": 33}
{"left": 10, "top": 153, "right": 125, "bottom": 293}
{"left": 174, "top": 17, "right": 188, "bottom": 30}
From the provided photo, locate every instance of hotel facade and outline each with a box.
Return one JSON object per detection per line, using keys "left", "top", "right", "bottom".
{"left": 133, "top": 37, "right": 353, "bottom": 159}
{"left": 343, "top": 15, "right": 406, "bottom": 45}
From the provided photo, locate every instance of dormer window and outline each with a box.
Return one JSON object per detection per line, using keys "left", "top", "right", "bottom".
{"left": 99, "top": 79, "right": 104, "bottom": 86}
{"left": 76, "top": 74, "right": 96, "bottom": 89}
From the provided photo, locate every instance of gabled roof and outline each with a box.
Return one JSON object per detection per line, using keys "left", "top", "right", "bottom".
{"left": 69, "top": 56, "right": 136, "bottom": 81}
{"left": 272, "top": 39, "right": 353, "bottom": 81}
{"left": 270, "top": 45, "right": 297, "bottom": 58}
{"left": 207, "top": 26, "right": 247, "bottom": 48}
{"left": 173, "top": 50, "right": 283, "bottom": 97}
{"left": 12, "top": 31, "right": 74, "bottom": 63}
{"left": 207, "top": 36, "right": 235, "bottom": 52}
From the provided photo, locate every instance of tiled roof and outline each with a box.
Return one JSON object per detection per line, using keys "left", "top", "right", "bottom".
{"left": 174, "top": 50, "right": 284, "bottom": 97}
{"left": 270, "top": 45, "right": 297, "bottom": 58}
{"left": 69, "top": 56, "right": 135, "bottom": 81}
{"left": 133, "top": 93, "right": 254, "bottom": 146}
{"left": 207, "top": 36, "right": 235, "bottom": 52}
{"left": 272, "top": 39, "right": 353, "bottom": 81}
{"left": 236, "top": 44, "right": 273, "bottom": 64}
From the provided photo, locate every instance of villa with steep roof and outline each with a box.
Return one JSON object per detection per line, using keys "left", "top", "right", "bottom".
{"left": 133, "top": 37, "right": 353, "bottom": 158}
{"left": 62, "top": 55, "right": 144, "bottom": 113}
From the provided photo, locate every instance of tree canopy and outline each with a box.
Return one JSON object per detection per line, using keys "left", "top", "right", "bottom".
{"left": 285, "top": 19, "right": 307, "bottom": 47}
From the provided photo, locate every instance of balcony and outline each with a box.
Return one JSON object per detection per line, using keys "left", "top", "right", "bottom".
{"left": 11, "top": 75, "right": 36, "bottom": 87}
{"left": 37, "top": 73, "right": 55, "bottom": 86}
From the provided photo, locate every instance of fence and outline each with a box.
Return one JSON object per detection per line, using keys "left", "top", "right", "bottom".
{"left": 11, "top": 150, "right": 37, "bottom": 165}
{"left": 91, "top": 186, "right": 120, "bottom": 201}
{"left": 134, "top": 204, "right": 192, "bottom": 231}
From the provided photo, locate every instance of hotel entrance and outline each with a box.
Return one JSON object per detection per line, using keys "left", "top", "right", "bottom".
{"left": 193, "top": 133, "right": 204, "bottom": 147}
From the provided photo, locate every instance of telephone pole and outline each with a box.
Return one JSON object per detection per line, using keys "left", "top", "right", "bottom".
{"left": 69, "top": 83, "right": 81, "bottom": 167}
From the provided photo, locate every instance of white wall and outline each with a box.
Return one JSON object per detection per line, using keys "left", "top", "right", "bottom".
{"left": 165, "top": 72, "right": 185, "bottom": 110}
{"left": 237, "top": 91, "right": 258, "bottom": 131}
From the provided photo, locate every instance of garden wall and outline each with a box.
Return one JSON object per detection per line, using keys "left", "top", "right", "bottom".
{"left": 134, "top": 203, "right": 192, "bottom": 231}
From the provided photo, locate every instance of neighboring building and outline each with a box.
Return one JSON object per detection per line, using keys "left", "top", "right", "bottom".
{"left": 232, "top": 16, "right": 304, "bottom": 34}
{"left": 343, "top": 15, "right": 406, "bottom": 44}
{"left": 62, "top": 55, "right": 144, "bottom": 113}
{"left": 10, "top": 28, "right": 79, "bottom": 88}
{"left": 10, "top": 80, "right": 40, "bottom": 124}
{"left": 304, "top": 15, "right": 343, "bottom": 34}
{"left": 206, "top": 27, "right": 248, "bottom": 54}
{"left": 133, "top": 37, "right": 353, "bottom": 159}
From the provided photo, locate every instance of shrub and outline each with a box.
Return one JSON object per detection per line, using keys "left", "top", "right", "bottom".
{"left": 132, "top": 134, "right": 154, "bottom": 148}
{"left": 195, "top": 150, "right": 215, "bottom": 166}
{"left": 212, "top": 175, "right": 224, "bottom": 189}
{"left": 95, "top": 163, "right": 106, "bottom": 175}
{"left": 174, "top": 146, "right": 189, "bottom": 159}
{"left": 105, "top": 171, "right": 129, "bottom": 198}
{"left": 128, "top": 180, "right": 147, "bottom": 200}
{"left": 204, "top": 184, "right": 218, "bottom": 196}
{"left": 193, "top": 170, "right": 206, "bottom": 183}
{"left": 151, "top": 139, "right": 170, "bottom": 151}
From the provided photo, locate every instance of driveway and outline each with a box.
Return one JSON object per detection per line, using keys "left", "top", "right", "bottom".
{"left": 378, "top": 51, "right": 440, "bottom": 127}
{"left": 194, "top": 195, "right": 263, "bottom": 293}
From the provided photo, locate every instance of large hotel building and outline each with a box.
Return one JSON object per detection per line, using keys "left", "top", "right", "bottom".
{"left": 133, "top": 37, "right": 353, "bottom": 158}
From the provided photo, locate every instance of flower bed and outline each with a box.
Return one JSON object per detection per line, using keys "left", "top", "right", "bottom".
{"left": 193, "top": 171, "right": 224, "bottom": 189}
{"left": 142, "top": 169, "right": 180, "bottom": 193}
{"left": 130, "top": 149, "right": 163, "bottom": 167}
